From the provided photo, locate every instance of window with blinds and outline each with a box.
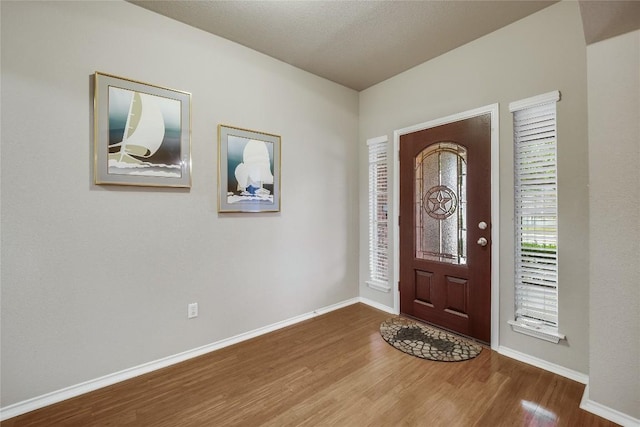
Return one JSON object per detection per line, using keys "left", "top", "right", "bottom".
{"left": 508, "top": 91, "right": 565, "bottom": 343}
{"left": 367, "top": 136, "right": 390, "bottom": 292}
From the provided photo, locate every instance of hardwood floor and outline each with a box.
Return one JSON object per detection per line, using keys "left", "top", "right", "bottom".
{"left": 2, "top": 303, "right": 618, "bottom": 426}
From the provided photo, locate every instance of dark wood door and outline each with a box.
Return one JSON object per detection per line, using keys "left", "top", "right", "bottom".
{"left": 399, "top": 114, "right": 491, "bottom": 343}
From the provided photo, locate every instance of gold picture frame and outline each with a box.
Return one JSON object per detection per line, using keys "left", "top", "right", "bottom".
{"left": 93, "top": 72, "right": 192, "bottom": 187}
{"left": 218, "top": 125, "right": 281, "bottom": 212}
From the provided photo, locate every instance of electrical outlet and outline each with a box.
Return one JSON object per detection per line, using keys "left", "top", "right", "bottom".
{"left": 188, "top": 303, "right": 198, "bottom": 319}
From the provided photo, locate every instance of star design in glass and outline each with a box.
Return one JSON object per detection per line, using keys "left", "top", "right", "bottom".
{"left": 424, "top": 185, "right": 457, "bottom": 219}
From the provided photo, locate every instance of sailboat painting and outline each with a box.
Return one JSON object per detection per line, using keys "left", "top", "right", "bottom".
{"left": 218, "top": 125, "right": 281, "bottom": 212}
{"left": 94, "top": 72, "right": 191, "bottom": 188}
{"left": 107, "top": 87, "right": 181, "bottom": 177}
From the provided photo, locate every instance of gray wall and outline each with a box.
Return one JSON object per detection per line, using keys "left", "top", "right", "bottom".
{"left": 1, "top": 1, "right": 359, "bottom": 407}
{"left": 587, "top": 30, "right": 640, "bottom": 419}
{"left": 2, "top": 0, "right": 638, "bottom": 421}
{"left": 359, "top": 1, "right": 589, "bottom": 372}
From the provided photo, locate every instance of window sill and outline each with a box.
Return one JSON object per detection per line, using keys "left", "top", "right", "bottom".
{"left": 508, "top": 320, "right": 565, "bottom": 344}
{"left": 366, "top": 280, "right": 391, "bottom": 293}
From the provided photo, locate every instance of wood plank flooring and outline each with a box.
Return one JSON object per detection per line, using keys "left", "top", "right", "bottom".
{"left": 2, "top": 303, "right": 618, "bottom": 426}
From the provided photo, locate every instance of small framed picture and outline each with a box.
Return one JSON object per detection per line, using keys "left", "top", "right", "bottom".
{"left": 218, "top": 125, "right": 281, "bottom": 213}
{"left": 93, "top": 72, "right": 191, "bottom": 187}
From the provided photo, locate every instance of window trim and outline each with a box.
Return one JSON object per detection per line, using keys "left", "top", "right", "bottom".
{"left": 508, "top": 90, "right": 565, "bottom": 344}
{"left": 366, "top": 135, "right": 390, "bottom": 292}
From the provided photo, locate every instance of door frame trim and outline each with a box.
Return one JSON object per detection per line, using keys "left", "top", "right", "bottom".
{"left": 392, "top": 104, "right": 500, "bottom": 349}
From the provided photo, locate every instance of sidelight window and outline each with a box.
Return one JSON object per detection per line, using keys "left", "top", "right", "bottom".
{"left": 508, "top": 91, "right": 565, "bottom": 343}
{"left": 366, "top": 136, "right": 390, "bottom": 292}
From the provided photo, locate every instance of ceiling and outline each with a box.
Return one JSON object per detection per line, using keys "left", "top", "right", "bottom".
{"left": 129, "top": 1, "right": 640, "bottom": 92}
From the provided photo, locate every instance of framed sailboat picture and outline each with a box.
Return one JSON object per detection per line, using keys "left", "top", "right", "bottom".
{"left": 218, "top": 125, "right": 281, "bottom": 213}
{"left": 93, "top": 72, "right": 191, "bottom": 187}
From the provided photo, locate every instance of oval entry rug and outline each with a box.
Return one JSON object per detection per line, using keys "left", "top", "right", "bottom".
{"left": 380, "top": 317, "right": 482, "bottom": 362}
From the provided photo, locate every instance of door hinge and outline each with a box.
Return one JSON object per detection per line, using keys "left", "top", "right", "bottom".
{"left": 398, "top": 216, "right": 401, "bottom": 226}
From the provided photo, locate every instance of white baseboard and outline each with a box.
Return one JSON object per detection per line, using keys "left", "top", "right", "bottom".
{"left": 359, "top": 301, "right": 638, "bottom": 427}
{"left": 9, "top": 300, "right": 633, "bottom": 426}
{"left": 497, "top": 347, "right": 640, "bottom": 426}
{"left": 358, "top": 296, "right": 397, "bottom": 314}
{"left": 312, "top": 297, "right": 360, "bottom": 315}
{"left": 580, "top": 384, "right": 640, "bottom": 427}
{"left": 0, "top": 297, "right": 361, "bottom": 421}
{"left": 497, "top": 345, "right": 589, "bottom": 384}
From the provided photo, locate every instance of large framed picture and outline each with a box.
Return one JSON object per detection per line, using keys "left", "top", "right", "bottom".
{"left": 218, "top": 125, "right": 281, "bottom": 213}
{"left": 93, "top": 72, "right": 191, "bottom": 187}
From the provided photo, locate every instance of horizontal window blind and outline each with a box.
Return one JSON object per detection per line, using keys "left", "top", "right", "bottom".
{"left": 510, "top": 92, "right": 559, "bottom": 330}
{"left": 368, "top": 137, "right": 389, "bottom": 287}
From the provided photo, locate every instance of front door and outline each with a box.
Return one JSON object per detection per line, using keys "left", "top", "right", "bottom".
{"left": 399, "top": 114, "right": 491, "bottom": 343}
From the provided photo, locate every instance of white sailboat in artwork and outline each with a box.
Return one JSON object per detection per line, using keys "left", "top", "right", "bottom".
{"left": 109, "top": 92, "right": 165, "bottom": 168}
{"left": 234, "top": 139, "right": 274, "bottom": 200}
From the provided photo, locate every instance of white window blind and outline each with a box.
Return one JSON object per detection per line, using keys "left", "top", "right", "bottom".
{"left": 367, "top": 136, "right": 389, "bottom": 291}
{"left": 508, "top": 91, "right": 564, "bottom": 343}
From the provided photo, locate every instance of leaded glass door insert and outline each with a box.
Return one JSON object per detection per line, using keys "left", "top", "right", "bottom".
{"left": 415, "top": 142, "right": 467, "bottom": 265}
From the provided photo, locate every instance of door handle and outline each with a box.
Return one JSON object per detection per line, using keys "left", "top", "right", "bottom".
{"left": 477, "top": 237, "right": 488, "bottom": 247}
